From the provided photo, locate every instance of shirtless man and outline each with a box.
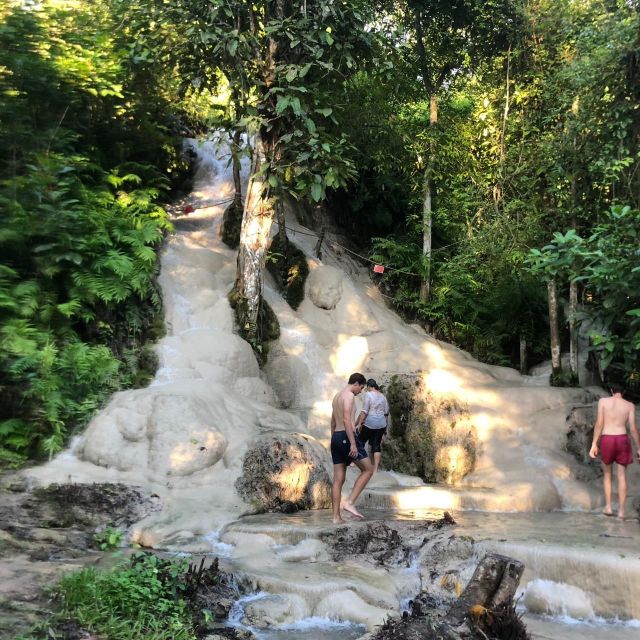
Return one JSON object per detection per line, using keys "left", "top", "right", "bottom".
{"left": 330, "top": 373, "right": 373, "bottom": 524}
{"left": 589, "top": 383, "right": 640, "bottom": 519}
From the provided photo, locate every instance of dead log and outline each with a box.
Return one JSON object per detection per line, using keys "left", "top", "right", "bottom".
{"left": 446, "top": 553, "right": 525, "bottom": 628}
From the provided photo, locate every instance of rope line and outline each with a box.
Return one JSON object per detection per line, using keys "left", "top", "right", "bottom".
{"left": 181, "top": 193, "right": 461, "bottom": 279}
{"left": 275, "top": 221, "right": 423, "bottom": 276}
{"left": 274, "top": 222, "right": 467, "bottom": 276}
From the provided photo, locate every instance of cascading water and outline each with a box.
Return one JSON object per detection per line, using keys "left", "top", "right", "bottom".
{"left": 25, "top": 137, "right": 640, "bottom": 639}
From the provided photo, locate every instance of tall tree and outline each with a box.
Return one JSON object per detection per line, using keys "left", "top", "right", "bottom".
{"left": 121, "top": 0, "right": 375, "bottom": 346}
{"left": 396, "top": 0, "right": 517, "bottom": 301}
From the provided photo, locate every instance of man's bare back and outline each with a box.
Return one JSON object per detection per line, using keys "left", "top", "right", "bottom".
{"left": 331, "top": 389, "right": 356, "bottom": 432}
{"left": 589, "top": 387, "right": 640, "bottom": 519}
{"left": 598, "top": 395, "right": 635, "bottom": 436}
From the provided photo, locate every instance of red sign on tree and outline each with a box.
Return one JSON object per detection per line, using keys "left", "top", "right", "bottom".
{"left": 373, "top": 264, "right": 385, "bottom": 274}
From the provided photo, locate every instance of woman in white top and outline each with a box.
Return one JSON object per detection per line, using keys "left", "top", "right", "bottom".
{"left": 355, "top": 378, "right": 390, "bottom": 474}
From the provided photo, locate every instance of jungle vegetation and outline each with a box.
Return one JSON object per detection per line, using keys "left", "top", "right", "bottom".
{"left": 2, "top": 0, "right": 639, "bottom": 464}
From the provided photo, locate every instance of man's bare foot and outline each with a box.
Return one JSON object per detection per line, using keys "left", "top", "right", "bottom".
{"left": 603, "top": 509, "right": 614, "bottom": 517}
{"left": 617, "top": 511, "right": 625, "bottom": 520}
{"left": 333, "top": 516, "right": 346, "bottom": 524}
{"left": 343, "top": 502, "right": 365, "bottom": 519}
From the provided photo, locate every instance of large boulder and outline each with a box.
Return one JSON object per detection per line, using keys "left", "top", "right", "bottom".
{"left": 306, "top": 265, "right": 343, "bottom": 310}
{"left": 384, "top": 374, "right": 478, "bottom": 484}
{"left": 235, "top": 433, "right": 331, "bottom": 512}
{"left": 565, "top": 403, "right": 601, "bottom": 481}
{"left": 81, "top": 392, "right": 228, "bottom": 477}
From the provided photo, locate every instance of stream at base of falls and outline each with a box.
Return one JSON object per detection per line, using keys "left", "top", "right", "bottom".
{"left": 181, "top": 508, "right": 640, "bottom": 640}
{"left": 228, "top": 594, "right": 366, "bottom": 640}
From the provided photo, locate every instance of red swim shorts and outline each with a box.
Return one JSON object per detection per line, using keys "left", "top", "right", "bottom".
{"left": 600, "top": 434, "right": 633, "bottom": 466}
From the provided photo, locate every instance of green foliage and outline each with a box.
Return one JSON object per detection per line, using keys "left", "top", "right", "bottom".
{"left": 0, "top": 0, "right": 182, "bottom": 464}
{"left": 529, "top": 205, "right": 640, "bottom": 373}
{"left": 52, "top": 552, "right": 196, "bottom": 640}
{"left": 119, "top": 0, "right": 377, "bottom": 204}
{"left": 342, "top": 0, "right": 640, "bottom": 376}
{"left": 93, "top": 526, "right": 124, "bottom": 550}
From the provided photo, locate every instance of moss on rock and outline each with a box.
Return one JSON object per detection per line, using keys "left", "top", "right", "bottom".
{"left": 384, "top": 374, "right": 478, "bottom": 484}
{"left": 220, "top": 200, "right": 243, "bottom": 249}
{"left": 235, "top": 433, "right": 331, "bottom": 513}
{"left": 228, "top": 289, "right": 280, "bottom": 367}
{"left": 267, "top": 235, "right": 309, "bottom": 310}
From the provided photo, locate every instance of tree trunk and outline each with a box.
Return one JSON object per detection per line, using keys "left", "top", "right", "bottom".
{"left": 419, "top": 94, "right": 438, "bottom": 303}
{"left": 235, "top": 135, "right": 275, "bottom": 343}
{"left": 548, "top": 278, "right": 562, "bottom": 377}
{"left": 447, "top": 553, "right": 525, "bottom": 627}
{"left": 519, "top": 335, "right": 527, "bottom": 374}
{"left": 275, "top": 198, "right": 287, "bottom": 247}
{"left": 569, "top": 279, "right": 578, "bottom": 381}
{"left": 231, "top": 129, "right": 243, "bottom": 210}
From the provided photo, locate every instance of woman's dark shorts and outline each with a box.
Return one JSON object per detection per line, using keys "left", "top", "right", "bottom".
{"left": 331, "top": 431, "right": 368, "bottom": 465}
{"left": 358, "top": 426, "right": 387, "bottom": 453}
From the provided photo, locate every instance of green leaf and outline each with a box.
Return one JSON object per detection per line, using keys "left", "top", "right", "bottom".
{"left": 275, "top": 96, "right": 290, "bottom": 115}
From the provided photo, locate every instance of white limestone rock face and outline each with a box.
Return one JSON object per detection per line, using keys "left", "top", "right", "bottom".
{"left": 80, "top": 392, "right": 227, "bottom": 477}
{"left": 263, "top": 342, "right": 310, "bottom": 408}
{"left": 307, "top": 265, "right": 343, "bottom": 309}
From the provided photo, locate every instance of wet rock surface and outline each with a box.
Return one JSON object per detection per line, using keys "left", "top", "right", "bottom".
{"left": 235, "top": 433, "right": 331, "bottom": 513}
{"left": 306, "top": 265, "right": 343, "bottom": 310}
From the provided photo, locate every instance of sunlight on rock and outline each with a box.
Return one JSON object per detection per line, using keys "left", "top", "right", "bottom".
{"left": 168, "top": 430, "right": 225, "bottom": 474}
{"left": 422, "top": 368, "right": 461, "bottom": 394}
{"left": 392, "top": 486, "right": 460, "bottom": 511}
{"left": 434, "top": 444, "right": 472, "bottom": 484}
{"left": 330, "top": 335, "right": 369, "bottom": 377}
{"left": 472, "top": 412, "right": 496, "bottom": 438}
{"left": 273, "top": 461, "right": 312, "bottom": 503}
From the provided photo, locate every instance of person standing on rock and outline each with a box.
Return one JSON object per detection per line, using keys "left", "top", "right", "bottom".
{"left": 355, "top": 379, "right": 390, "bottom": 475}
{"left": 589, "top": 382, "right": 640, "bottom": 519}
{"left": 330, "top": 372, "right": 373, "bottom": 523}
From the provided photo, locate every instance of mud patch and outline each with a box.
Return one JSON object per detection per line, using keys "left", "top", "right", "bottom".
{"left": 0, "top": 480, "right": 161, "bottom": 637}
{"left": 321, "top": 513, "right": 456, "bottom": 567}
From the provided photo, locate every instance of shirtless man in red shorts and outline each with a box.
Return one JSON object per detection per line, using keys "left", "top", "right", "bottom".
{"left": 589, "top": 383, "right": 640, "bottom": 519}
